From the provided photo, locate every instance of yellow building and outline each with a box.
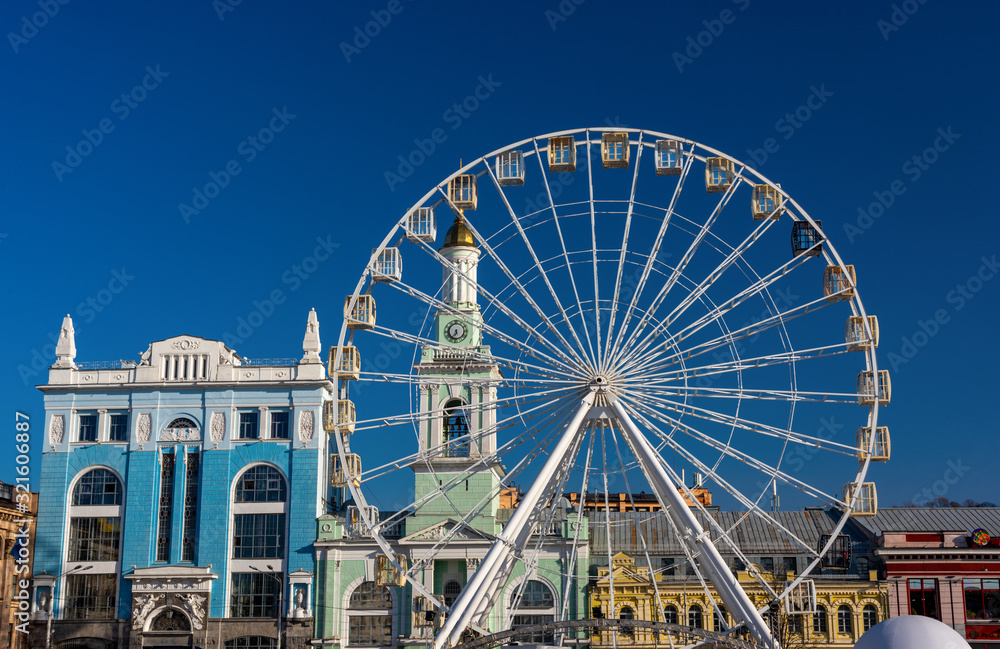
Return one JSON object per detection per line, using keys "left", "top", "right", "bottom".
{"left": 588, "top": 509, "right": 888, "bottom": 648}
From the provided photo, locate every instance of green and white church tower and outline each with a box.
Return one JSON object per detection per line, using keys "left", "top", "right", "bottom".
{"left": 411, "top": 215, "right": 504, "bottom": 535}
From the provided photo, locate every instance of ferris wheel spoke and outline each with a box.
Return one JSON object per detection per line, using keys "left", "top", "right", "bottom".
{"left": 604, "top": 424, "right": 671, "bottom": 625}
{"left": 617, "top": 249, "right": 817, "bottom": 377}
{"left": 379, "top": 272, "right": 582, "bottom": 375}
{"left": 621, "top": 395, "right": 842, "bottom": 512}
{"left": 624, "top": 342, "right": 854, "bottom": 386}
{"left": 621, "top": 389, "right": 860, "bottom": 458}
{"left": 623, "top": 291, "right": 832, "bottom": 380}
{"left": 404, "top": 210, "right": 589, "bottom": 373}
{"left": 602, "top": 133, "right": 645, "bottom": 371}
{"left": 557, "top": 426, "right": 597, "bottom": 626}
{"left": 479, "top": 160, "right": 594, "bottom": 368}
{"left": 658, "top": 218, "right": 780, "bottom": 340}
{"left": 529, "top": 138, "right": 599, "bottom": 366}
{"left": 359, "top": 393, "right": 573, "bottom": 484}
{"left": 662, "top": 385, "right": 860, "bottom": 405}
{"left": 609, "top": 166, "right": 746, "bottom": 367}
{"left": 620, "top": 399, "right": 823, "bottom": 562}
{"left": 356, "top": 371, "right": 578, "bottom": 386}
{"left": 351, "top": 383, "right": 578, "bottom": 438}
{"left": 658, "top": 254, "right": 819, "bottom": 356}
{"left": 615, "top": 144, "right": 697, "bottom": 358}
{"left": 583, "top": 131, "right": 604, "bottom": 370}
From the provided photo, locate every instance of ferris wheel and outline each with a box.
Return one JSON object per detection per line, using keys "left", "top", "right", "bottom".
{"left": 331, "top": 128, "right": 889, "bottom": 648}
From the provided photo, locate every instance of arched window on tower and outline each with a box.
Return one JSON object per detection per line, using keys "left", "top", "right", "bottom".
{"left": 348, "top": 581, "right": 392, "bottom": 647}
{"left": 510, "top": 580, "right": 556, "bottom": 644}
{"left": 443, "top": 400, "right": 470, "bottom": 457}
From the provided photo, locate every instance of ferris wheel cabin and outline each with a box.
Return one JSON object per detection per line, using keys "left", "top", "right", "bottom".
{"left": 846, "top": 315, "right": 880, "bottom": 351}
{"left": 844, "top": 481, "right": 878, "bottom": 517}
{"left": 857, "top": 426, "right": 891, "bottom": 462}
{"left": 547, "top": 136, "right": 576, "bottom": 172}
{"left": 824, "top": 265, "right": 856, "bottom": 302}
{"left": 328, "top": 345, "right": 360, "bottom": 381}
{"left": 751, "top": 184, "right": 783, "bottom": 220}
{"left": 705, "top": 156, "right": 734, "bottom": 192}
{"left": 601, "top": 132, "right": 630, "bottom": 169}
{"left": 857, "top": 370, "right": 891, "bottom": 406}
{"left": 791, "top": 220, "right": 824, "bottom": 257}
{"left": 448, "top": 174, "right": 478, "bottom": 211}
{"left": 655, "top": 139, "right": 683, "bottom": 175}
{"left": 405, "top": 207, "right": 437, "bottom": 243}
{"left": 496, "top": 150, "right": 525, "bottom": 186}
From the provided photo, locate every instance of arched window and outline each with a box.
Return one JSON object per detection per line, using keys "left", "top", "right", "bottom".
{"left": 813, "top": 606, "right": 828, "bottom": 634}
{"left": 348, "top": 581, "right": 392, "bottom": 647}
{"left": 443, "top": 580, "right": 462, "bottom": 607}
{"left": 149, "top": 609, "right": 190, "bottom": 631}
{"left": 65, "top": 468, "right": 122, "bottom": 619}
{"left": 225, "top": 637, "right": 276, "bottom": 649}
{"left": 235, "top": 465, "right": 287, "bottom": 502}
{"left": 511, "top": 580, "right": 555, "bottom": 644}
{"left": 512, "top": 580, "right": 554, "bottom": 609}
{"left": 713, "top": 606, "right": 728, "bottom": 632}
{"left": 862, "top": 604, "right": 878, "bottom": 632}
{"left": 663, "top": 605, "right": 678, "bottom": 625}
{"left": 619, "top": 606, "right": 635, "bottom": 638}
{"left": 351, "top": 582, "right": 392, "bottom": 609}
{"left": 688, "top": 605, "right": 702, "bottom": 629}
{"left": 837, "top": 605, "right": 853, "bottom": 634}
{"left": 72, "top": 469, "right": 122, "bottom": 506}
{"left": 167, "top": 417, "right": 198, "bottom": 429}
{"left": 443, "top": 400, "right": 470, "bottom": 457}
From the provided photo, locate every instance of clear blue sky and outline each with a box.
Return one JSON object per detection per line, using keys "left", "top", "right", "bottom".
{"left": 2, "top": 1, "right": 998, "bottom": 509}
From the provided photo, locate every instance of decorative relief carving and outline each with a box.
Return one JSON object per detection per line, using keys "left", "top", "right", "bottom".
{"left": 171, "top": 339, "right": 200, "bottom": 351}
{"left": 209, "top": 411, "right": 226, "bottom": 443}
{"left": 466, "top": 558, "right": 480, "bottom": 571}
{"left": 161, "top": 425, "right": 201, "bottom": 442}
{"left": 137, "top": 413, "right": 152, "bottom": 443}
{"left": 299, "top": 410, "right": 315, "bottom": 442}
{"left": 176, "top": 594, "right": 206, "bottom": 629}
{"left": 132, "top": 593, "right": 163, "bottom": 629}
{"left": 49, "top": 415, "right": 64, "bottom": 446}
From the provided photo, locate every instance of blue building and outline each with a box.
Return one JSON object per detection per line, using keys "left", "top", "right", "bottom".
{"left": 31, "top": 311, "right": 332, "bottom": 649}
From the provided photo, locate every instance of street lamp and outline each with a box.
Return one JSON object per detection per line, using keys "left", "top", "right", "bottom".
{"left": 249, "top": 565, "right": 283, "bottom": 648}
{"left": 41, "top": 564, "right": 92, "bottom": 649}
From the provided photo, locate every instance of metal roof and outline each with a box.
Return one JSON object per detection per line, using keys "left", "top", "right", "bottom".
{"left": 589, "top": 509, "right": 841, "bottom": 555}
{"left": 854, "top": 507, "right": 1000, "bottom": 535}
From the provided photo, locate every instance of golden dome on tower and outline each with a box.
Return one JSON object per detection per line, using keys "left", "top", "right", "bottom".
{"left": 440, "top": 215, "right": 477, "bottom": 250}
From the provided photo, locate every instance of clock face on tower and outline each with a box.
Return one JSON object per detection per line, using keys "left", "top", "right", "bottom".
{"left": 445, "top": 320, "right": 468, "bottom": 343}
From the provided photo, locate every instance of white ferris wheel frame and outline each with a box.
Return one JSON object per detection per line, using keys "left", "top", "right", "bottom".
{"left": 334, "top": 127, "right": 883, "bottom": 649}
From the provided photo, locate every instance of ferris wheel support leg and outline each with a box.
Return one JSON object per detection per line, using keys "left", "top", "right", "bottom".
{"left": 433, "top": 391, "right": 596, "bottom": 649}
{"left": 608, "top": 397, "right": 780, "bottom": 649}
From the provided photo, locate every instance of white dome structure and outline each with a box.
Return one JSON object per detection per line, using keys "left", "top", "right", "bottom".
{"left": 855, "top": 616, "right": 971, "bottom": 649}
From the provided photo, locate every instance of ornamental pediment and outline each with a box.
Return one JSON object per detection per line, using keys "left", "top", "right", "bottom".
{"left": 126, "top": 565, "right": 217, "bottom": 591}
{"left": 399, "top": 519, "right": 495, "bottom": 543}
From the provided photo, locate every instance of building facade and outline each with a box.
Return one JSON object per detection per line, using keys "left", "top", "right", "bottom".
{"left": 588, "top": 509, "right": 886, "bottom": 648}
{"left": 1, "top": 481, "right": 38, "bottom": 649}
{"left": 31, "top": 311, "right": 332, "bottom": 649}
{"left": 861, "top": 507, "right": 1000, "bottom": 649}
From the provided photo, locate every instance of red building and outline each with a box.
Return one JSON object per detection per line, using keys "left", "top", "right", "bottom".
{"left": 860, "top": 507, "right": 1000, "bottom": 649}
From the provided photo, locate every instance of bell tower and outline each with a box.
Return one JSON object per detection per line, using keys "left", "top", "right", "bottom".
{"left": 410, "top": 215, "right": 503, "bottom": 535}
